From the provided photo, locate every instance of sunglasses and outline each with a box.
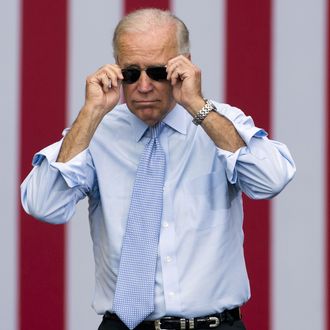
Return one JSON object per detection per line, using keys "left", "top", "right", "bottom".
{"left": 121, "top": 66, "right": 167, "bottom": 84}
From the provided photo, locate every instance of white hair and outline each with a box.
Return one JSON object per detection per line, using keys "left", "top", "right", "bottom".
{"left": 112, "top": 8, "right": 190, "bottom": 59}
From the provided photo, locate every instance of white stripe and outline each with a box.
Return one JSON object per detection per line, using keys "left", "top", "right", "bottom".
{"left": 272, "top": 0, "right": 327, "bottom": 329}
{"left": 0, "top": 0, "right": 20, "bottom": 329}
{"left": 66, "top": 1, "right": 122, "bottom": 329}
{"left": 172, "top": 0, "right": 225, "bottom": 103}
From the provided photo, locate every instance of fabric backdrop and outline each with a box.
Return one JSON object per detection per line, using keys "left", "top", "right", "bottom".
{"left": 1, "top": 0, "right": 329, "bottom": 329}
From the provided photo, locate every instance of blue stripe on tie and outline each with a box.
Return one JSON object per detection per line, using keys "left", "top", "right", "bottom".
{"left": 112, "top": 122, "right": 166, "bottom": 329}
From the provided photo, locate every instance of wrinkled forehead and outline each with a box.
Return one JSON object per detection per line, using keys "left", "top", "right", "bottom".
{"left": 116, "top": 27, "right": 178, "bottom": 65}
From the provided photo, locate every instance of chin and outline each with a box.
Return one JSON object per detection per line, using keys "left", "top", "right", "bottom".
{"left": 142, "top": 118, "right": 160, "bottom": 126}
{"left": 136, "top": 110, "right": 162, "bottom": 126}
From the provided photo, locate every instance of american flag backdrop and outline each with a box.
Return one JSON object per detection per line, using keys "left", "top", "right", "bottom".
{"left": 0, "top": 0, "right": 329, "bottom": 329}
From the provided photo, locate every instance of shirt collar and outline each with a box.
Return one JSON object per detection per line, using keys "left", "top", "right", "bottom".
{"left": 162, "top": 103, "right": 187, "bottom": 136}
{"left": 131, "top": 116, "right": 149, "bottom": 142}
{"left": 128, "top": 103, "right": 188, "bottom": 142}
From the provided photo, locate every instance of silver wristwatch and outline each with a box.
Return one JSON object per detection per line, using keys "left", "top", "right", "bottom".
{"left": 192, "top": 100, "right": 216, "bottom": 125}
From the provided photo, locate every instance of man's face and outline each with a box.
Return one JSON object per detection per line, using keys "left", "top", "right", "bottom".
{"left": 117, "top": 26, "right": 178, "bottom": 126}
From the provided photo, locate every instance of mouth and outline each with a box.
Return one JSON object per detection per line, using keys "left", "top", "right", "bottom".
{"left": 133, "top": 100, "right": 160, "bottom": 108}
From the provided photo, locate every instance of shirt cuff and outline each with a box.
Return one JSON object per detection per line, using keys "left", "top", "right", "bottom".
{"left": 31, "top": 139, "right": 91, "bottom": 188}
{"left": 214, "top": 103, "right": 268, "bottom": 184}
{"left": 216, "top": 147, "right": 243, "bottom": 184}
{"left": 50, "top": 151, "right": 90, "bottom": 188}
{"left": 214, "top": 102, "right": 268, "bottom": 144}
{"left": 32, "top": 140, "right": 63, "bottom": 166}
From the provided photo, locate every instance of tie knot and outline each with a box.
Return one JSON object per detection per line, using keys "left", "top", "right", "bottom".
{"left": 150, "top": 122, "right": 164, "bottom": 139}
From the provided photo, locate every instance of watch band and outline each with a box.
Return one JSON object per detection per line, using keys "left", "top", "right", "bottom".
{"left": 192, "top": 100, "right": 216, "bottom": 125}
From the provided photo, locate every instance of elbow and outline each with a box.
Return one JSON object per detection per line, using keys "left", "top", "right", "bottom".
{"left": 242, "top": 164, "right": 296, "bottom": 200}
{"left": 266, "top": 161, "right": 296, "bottom": 198}
{"left": 25, "top": 203, "right": 70, "bottom": 225}
{"left": 263, "top": 177, "right": 290, "bottom": 199}
{"left": 20, "top": 160, "right": 79, "bottom": 224}
{"left": 21, "top": 187, "right": 72, "bottom": 225}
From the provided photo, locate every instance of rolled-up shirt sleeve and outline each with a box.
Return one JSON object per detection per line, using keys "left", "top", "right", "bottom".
{"left": 215, "top": 102, "right": 296, "bottom": 199}
{"left": 21, "top": 138, "right": 96, "bottom": 224}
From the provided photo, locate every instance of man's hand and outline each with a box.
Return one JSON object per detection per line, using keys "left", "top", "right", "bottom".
{"left": 167, "top": 56, "right": 245, "bottom": 152}
{"left": 85, "top": 64, "right": 124, "bottom": 116}
{"left": 166, "top": 55, "right": 205, "bottom": 115}
{"left": 56, "top": 64, "right": 123, "bottom": 163}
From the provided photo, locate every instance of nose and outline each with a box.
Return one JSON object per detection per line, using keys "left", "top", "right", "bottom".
{"left": 137, "top": 70, "right": 153, "bottom": 93}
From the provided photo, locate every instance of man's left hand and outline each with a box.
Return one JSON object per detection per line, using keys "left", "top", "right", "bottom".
{"left": 166, "top": 55, "right": 205, "bottom": 115}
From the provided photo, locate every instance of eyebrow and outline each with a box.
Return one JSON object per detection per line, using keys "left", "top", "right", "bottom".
{"left": 123, "top": 64, "right": 167, "bottom": 70}
{"left": 124, "top": 64, "right": 140, "bottom": 69}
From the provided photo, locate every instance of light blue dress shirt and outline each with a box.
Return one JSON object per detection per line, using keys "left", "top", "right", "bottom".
{"left": 21, "top": 101, "right": 296, "bottom": 319}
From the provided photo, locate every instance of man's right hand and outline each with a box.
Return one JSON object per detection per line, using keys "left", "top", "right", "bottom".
{"left": 56, "top": 64, "right": 123, "bottom": 163}
{"left": 85, "top": 64, "right": 124, "bottom": 116}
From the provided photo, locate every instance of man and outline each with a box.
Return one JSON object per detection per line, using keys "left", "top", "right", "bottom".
{"left": 21, "top": 8, "right": 295, "bottom": 330}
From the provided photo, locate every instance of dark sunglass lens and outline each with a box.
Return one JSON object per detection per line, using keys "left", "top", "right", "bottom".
{"left": 147, "top": 67, "right": 167, "bottom": 81}
{"left": 122, "top": 68, "right": 140, "bottom": 84}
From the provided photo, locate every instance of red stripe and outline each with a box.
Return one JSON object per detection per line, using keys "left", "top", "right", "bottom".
{"left": 124, "top": 0, "right": 170, "bottom": 14}
{"left": 225, "top": 1, "right": 272, "bottom": 329}
{"left": 19, "top": 0, "right": 68, "bottom": 329}
{"left": 327, "top": 0, "right": 330, "bottom": 328}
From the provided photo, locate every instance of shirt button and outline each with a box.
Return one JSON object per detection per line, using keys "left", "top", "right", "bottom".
{"left": 169, "top": 291, "right": 175, "bottom": 297}
{"left": 163, "top": 222, "right": 169, "bottom": 228}
{"left": 166, "top": 256, "right": 172, "bottom": 263}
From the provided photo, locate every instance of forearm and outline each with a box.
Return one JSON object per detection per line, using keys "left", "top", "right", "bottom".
{"left": 187, "top": 98, "right": 246, "bottom": 152}
{"left": 57, "top": 104, "right": 104, "bottom": 162}
{"left": 201, "top": 111, "right": 246, "bottom": 152}
{"left": 188, "top": 100, "right": 295, "bottom": 198}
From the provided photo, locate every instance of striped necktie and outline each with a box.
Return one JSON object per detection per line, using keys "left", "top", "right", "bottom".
{"left": 112, "top": 122, "right": 166, "bottom": 329}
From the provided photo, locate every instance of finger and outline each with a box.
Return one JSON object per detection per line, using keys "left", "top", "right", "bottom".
{"left": 166, "top": 59, "right": 190, "bottom": 82}
{"left": 167, "top": 55, "right": 191, "bottom": 72}
{"left": 166, "top": 60, "right": 178, "bottom": 80}
{"left": 166, "top": 63, "right": 180, "bottom": 82}
{"left": 94, "top": 72, "right": 109, "bottom": 93}
{"left": 171, "top": 70, "right": 182, "bottom": 86}
{"left": 167, "top": 64, "right": 187, "bottom": 85}
{"left": 102, "top": 65, "right": 123, "bottom": 88}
